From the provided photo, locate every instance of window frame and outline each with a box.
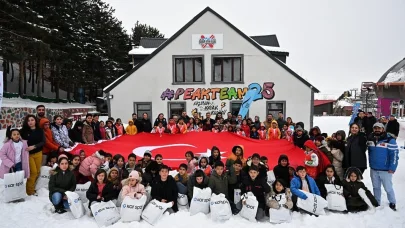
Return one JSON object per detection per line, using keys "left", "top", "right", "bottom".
{"left": 172, "top": 55, "right": 205, "bottom": 85}
{"left": 133, "top": 102, "right": 152, "bottom": 120}
{"left": 167, "top": 102, "right": 187, "bottom": 118}
{"left": 266, "top": 101, "right": 286, "bottom": 117}
{"left": 230, "top": 101, "right": 249, "bottom": 118}
{"left": 211, "top": 54, "right": 244, "bottom": 84}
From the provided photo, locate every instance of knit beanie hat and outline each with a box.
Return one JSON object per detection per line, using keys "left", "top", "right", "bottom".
{"left": 129, "top": 170, "right": 140, "bottom": 180}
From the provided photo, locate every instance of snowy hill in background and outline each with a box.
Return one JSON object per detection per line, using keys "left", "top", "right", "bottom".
{"left": 0, "top": 116, "right": 404, "bottom": 228}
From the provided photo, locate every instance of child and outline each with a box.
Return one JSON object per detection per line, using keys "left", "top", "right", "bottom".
{"left": 99, "top": 121, "right": 106, "bottom": 139}
{"left": 211, "top": 123, "right": 220, "bottom": 133}
{"left": 108, "top": 167, "right": 122, "bottom": 199}
{"left": 241, "top": 120, "right": 250, "bottom": 137}
{"left": 343, "top": 167, "right": 379, "bottom": 212}
{"left": 121, "top": 171, "right": 146, "bottom": 200}
{"left": 258, "top": 123, "right": 267, "bottom": 140}
{"left": 316, "top": 165, "right": 342, "bottom": 199}
{"left": 208, "top": 161, "right": 236, "bottom": 200}
{"left": 208, "top": 146, "right": 221, "bottom": 167}
{"left": 273, "top": 155, "right": 290, "bottom": 187}
{"left": 141, "top": 161, "right": 159, "bottom": 187}
{"left": 105, "top": 120, "right": 116, "bottom": 139}
{"left": 266, "top": 179, "right": 293, "bottom": 210}
{"left": 167, "top": 118, "right": 178, "bottom": 134}
{"left": 288, "top": 167, "right": 295, "bottom": 181}
{"left": 79, "top": 150, "right": 86, "bottom": 162}
{"left": 303, "top": 140, "right": 331, "bottom": 179}
{"left": 328, "top": 130, "right": 345, "bottom": 180}
{"left": 114, "top": 154, "right": 129, "bottom": 180}
{"left": 155, "top": 154, "right": 163, "bottom": 165}
{"left": 70, "top": 155, "right": 87, "bottom": 184}
{"left": 103, "top": 153, "right": 113, "bottom": 170}
{"left": 115, "top": 118, "right": 125, "bottom": 136}
{"left": 243, "top": 153, "right": 267, "bottom": 180}
{"left": 174, "top": 163, "right": 188, "bottom": 194}
{"left": 198, "top": 156, "right": 212, "bottom": 177}
{"left": 152, "top": 121, "right": 165, "bottom": 134}
{"left": 177, "top": 118, "right": 187, "bottom": 134}
{"left": 226, "top": 145, "right": 246, "bottom": 170}
{"left": 228, "top": 159, "right": 246, "bottom": 214}
{"left": 281, "top": 124, "right": 289, "bottom": 138}
{"left": 250, "top": 126, "right": 259, "bottom": 139}
{"left": 268, "top": 120, "right": 281, "bottom": 140}
{"left": 185, "top": 151, "right": 198, "bottom": 175}
{"left": 235, "top": 125, "right": 246, "bottom": 137}
{"left": 79, "top": 150, "right": 107, "bottom": 179}
{"left": 86, "top": 169, "right": 116, "bottom": 210}
{"left": 284, "top": 128, "right": 293, "bottom": 143}
{"left": 187, "top": 169, "right": 209, "bottom": 201}
{"left": 125, "top": 154, "right": 137, "bottom": 174}
{"left": 138, "top": 150, "right": 152, "bottom": 169}
{"left": 125, "top": 120, "right": 138, "bottom": 135}
{"left": 241, "top": 165, "right": 271, "bottom": 220}
{"left": 51, "top": 115, "right": 73, "bottom": 149}
{"left": 290, "top": 166, "right": 320, "bottom": 211}
{"left": 0, "top": 127, "right": 29, "bottom": 179}
{"left": 47, "top": 154, "right": 58, "bottom": 168}
{"left": 261, "top": 156, "right": 269, "bottom": 172}
{"left": 315, "top": 136, "right": 333, "bottom": 163}
{"left": 195, "top": 122, "right": 203, "bottom": 132}
{"left": 227, "top": 125, "right": 235, "bottom": 133}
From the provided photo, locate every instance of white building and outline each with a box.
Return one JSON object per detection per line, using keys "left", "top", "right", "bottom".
{"left": 104, "top": 7, "right": 319, "bottom": 128}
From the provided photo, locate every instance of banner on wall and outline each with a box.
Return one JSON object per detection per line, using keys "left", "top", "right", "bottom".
{"left": 72, "top": 132, "right": 304, "bottom": 169}
{"left": 0, "top": 71, "right": 3, "bottom": 110}
{"left": 192, "top": 34, "right": 223, "bottom": 49}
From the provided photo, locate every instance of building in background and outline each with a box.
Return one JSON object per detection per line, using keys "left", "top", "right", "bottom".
{"left": 314, "top": 100, "right": 335, "bottom": 115}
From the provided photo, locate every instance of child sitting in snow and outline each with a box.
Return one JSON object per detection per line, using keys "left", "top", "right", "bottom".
{"left": 174, "top": 163, "right": 189, "bottom": 194}
{"left": 303, "top": 140, "right": 331, "bottom": 179}
{"left": 290, "top": 166, "right": 321, "bottom": 211}
{"left": 108, "top": 167, "right": 122, "bottom": 199}
{"left": 273, "top": 155, "right": 291, "bottom": 187}
{"left": 114, "top": 154, "right": 129, "bottom": 180}
{"left": 198, "top": 156, "right": 212, "bottom": 177}
{"left": 266, "top": 179, "right": 293, "bottom": 210}
{"left": 79, "top": 150, "right": 107, "bottom": 180}
{"left": 0, "top": 127, "right": 29, "bottom": 179}
{"left": 185, "top": 151, "right": 198, "bottom": 175}
{"left": 316, "top": 165, "right": 342, "bottom": 199}
{"left": 121, "top": 170, "right": 146, "bottom": 200}
{"left": 86, "top": 169, "right": 116, "bottom": 211}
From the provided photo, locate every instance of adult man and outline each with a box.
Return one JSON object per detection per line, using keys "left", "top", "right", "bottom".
{"left": 151, "top": 165, "right": 178, "bottom": 213}
{"left": 236, "top": 115, "right": 243, "bottom": 125}
{"left": 36, "top": 105, "right": 46, "bottom": 120}
{"left": 386, "top": 115, "right": 400, "bottom": 138}
{"left": 366, "top": 112, "right": 377, "bottom": 136}
{"left": 202, "top": 112, "right": 215, "bottom": 131}
{"left": 132, "top": 113, "right": 142, "bottom": 131}
{"left": 277, "top": 112, "right": 287, "bottom": 131}
{"left": 367, "top": 122, "right": 398, "bottom": 211}
{"left": 140, "top": 112, "right": 152, "bottom": 133}
{"left": 92, "top": 114, "right": 101, "bottom": 141}
{"left": 353, "top": 110, "right": 366, "bottom": 132}
{"left": 263, "top": 114, "right": 274, "bottom": 130}
{"left": 181, "top": 111, "right": 190, "bottom": 124}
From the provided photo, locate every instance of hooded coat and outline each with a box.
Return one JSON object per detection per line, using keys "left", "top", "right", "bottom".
{"left": 48, "top": 169, "right": 76, "bottom": 202}
{"left": 225, "top": 145, "right": 246, "bottom": 170}
{"left": 329, "top": 130, "right": 345, "bottom": 179}
{"left": 304, "top": 140, "right": 331, "bottom": 179}
{"left": 40, "top": 118, "right": 60, "bottom": 154}
{"left": 344, "top": 132, "right": 367, "bottom": 169}
{"left": 208, "top": 168, "right": 237, "bottom": 199}
{"left": 82, "top": 121, "right": 94, "bottom": 144}
{"left": 51, "top": 123, "right": 72, "bottom": 148}
{"left": 273, "top": 155, "right": 290, "bottom": 187}
{"left": 309, "top": 126, "right": 321, "bottom": 140}
{"left": 79, "top": 151, "right": 104, "bottom": 177}
{"left": 208, "top": 146, "right": 221, "bottom": 167}
{"left": 268, "top": 120, "right": 281, "bottom": 140}
{"left": 125, "top": 120, "right": 138, "bottom": 135}
{"left": 0, "top": 139, "right": 30, "bottom": 179}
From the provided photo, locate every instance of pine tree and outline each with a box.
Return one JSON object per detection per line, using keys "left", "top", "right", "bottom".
{"left": 131, "top": 21, "right": 164, "bottom": 46}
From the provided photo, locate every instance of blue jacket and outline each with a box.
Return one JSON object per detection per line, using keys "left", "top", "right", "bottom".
{"left": 290, "top": 175, "right": 320, "bottom": 200}
{"left": 368, "top": 133, "right": 399, "bottom": 172}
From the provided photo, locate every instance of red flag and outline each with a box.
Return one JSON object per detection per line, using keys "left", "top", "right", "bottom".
{"left": 72, "top": 132, "right": 305, "bottom": 169}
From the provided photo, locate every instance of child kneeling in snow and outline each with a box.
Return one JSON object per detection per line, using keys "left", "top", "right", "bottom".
{"left": 266, "top": 179, "right": 293, "bottom": 210}
{"left": 290, "top": 166, "right": 321, "bottom": 211}
{"left": 86, "top": 169, "right": 116, "bottom": 211}
{"left": 343, "top": 167, "right": 379, "bottom": 212}
{"left": 121, "top": 171, "right": 146, "bottom": 200}
{"left": 0, "top": 127, "right": 29, "bottom": 179}
{"left": 174, "top": 163, "right": 189, "bottom": 194}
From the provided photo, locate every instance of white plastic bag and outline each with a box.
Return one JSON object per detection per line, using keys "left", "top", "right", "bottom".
{"left": 74, "top": 181, "right": 91, "bottom": 203}
{"left": 297, "top": 190, "right": 328, "bottom": 215}
{"left": 325, "top": 184, "right": 347, "bottom": 211}
{"left": 145, "top": 186, "right": 152, "bottom": 205}
{"left": 269, "top": 193, "right": 291, "bottom": 223}
{"left": 358, "top": 188, "right": 375, "bottom": 212}
{"left": 90, "top": 200, "right": 121, "bottom": 227}
{"left": 189, "top": 187, "right": 212, "bottom": 216}
{"left": 35, "top": 166, "right": 52, "bottom": 190}
{"left": 234, "top": 189, "right": 242, "bottom": 210}
{"left": 120, "top": 195, "right": 147, "bottom": 222}
{"left": 141, "top": 199, "right": 172, "bottom": 225}
{"left": 239, "top": 192, "right": 258, "bottom": 222}
{"left": 4, "top": 171, "right": 26, "bottom": 202}
{"left": 267, "top": 170, "right": 276, "bottom": 186}
{"left": 65, "top": 191, "right": 85, "bottom": 219}
{"left": 177, "top": 193, "right": 189, "bottom": 210}
{"left": 210, "top": 193, "right": 232, "bottom": 222}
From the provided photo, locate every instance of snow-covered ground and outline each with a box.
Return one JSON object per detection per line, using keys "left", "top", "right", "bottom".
{"left": 2, "top": 97, "right": 95, "bottom": 109}
{"left": 0, "top": 116, "right": 404, "bottom": 228}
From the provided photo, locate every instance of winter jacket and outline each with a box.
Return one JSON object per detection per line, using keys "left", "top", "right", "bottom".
{"left": 86, "top": 181, "right": 116, "bottom": 208}
{"left": 82, "top": 121, "right": 94, "bottom": 144}
{"left": 115, "top": 124, "right": 125, "bottom": 136}
{"left": 114, "top": 165, "right": 129, "bottom": 181}
{"left": 226, "top": 146, "right": 247, "bottom": 170}
{"left": 187, "top": 172, "right": 209, "bottom": 199}
{"left": 39, "top": 118, "right": 60, "bottom": 154}
{"left": 208, "top": 168, "right": 237, "bottom": 199}
{"left": 105, "top": 127, "right": 116, "bottom": 140}
{"left": 316, "top": 172, "right": 343, "bottom": 199}
{"left": 386, "top": 119, "right": 400, "bottom": 137}
{"left": 266, "top": 188, "right": 293, "bottom": 209}
{"left": 174, "top": 173, "right": 189, "bottom": 185}
{"left": 268, "top": 121, "right": 281, "bottom": 140}
{"left": 141, "top": 172, "right": 157, "bottom": 187}
{"left": 70, "top": 165, "right": 87, "bottom": 184}
{"left": 309, "top": 126, "right": 321, "bottom": 141}
{"left": 208, "top": 148, "right": 221, "bottom": 167}
{"left": 0, "top": 140, "right": 30, "bottom": 179}
{"left": 368, "top": 133, "right": 399, "bottom": 172}
{"left": 342, "top": 180, "right": 379, "bottom": 212}
{"left": 243, "top": 163, "right": 267, "bottom": 180}
{"left": 329, "top": 135, "right": 345, "bottom": 180}
{"left": 140, "top": 118, "right": 152, "bottom": 133}
{"left": 250, "top": 131, "right": 259, "bottom": 139}
{"left": 51, "top": 123, "right": 72, "bottom": 148}
{"left": 121, "top": 181, "right": 146, "bottom": 199}
{"left": 366, "top": 116, "right": 377, "bottom": 136}
{"left": 99, "top": 127, "right": 106, "bottom": 140}
{"left": 79, "top": 151, "right": 104, "bottom": 177}
{"left": 137, "top": 158, "right": 151, "bottom": 169}
{"left": 304, "top": 140, "right": 331, "bottom": 179}
{"left": 69, "top": 121, "right": 84, "bottom": 143}
{"left": 293, "top": 133, "right": 310, "bottom": 149}
{"left": 92, "top": 121, "right": 101, "bottom": 141}
{"left": 151, "top": 175, "right": 178, "bottom": 212}
{"left": 290, "top": 174, "right": 320, "bottom": 199}
{"left": 228, "top": 170, "right": 246, "bottom": 203}
{"left": 344, "top": 132, "right": 368, "bottom": 169}
{"left": 273, "top": 155, "right": 290, "bottom": 187}
{"left": 241, "top": 124, "right": 250, "bottom": 137}
{"left": 126, "top": 121, "right": 138, "bottom": 135}
{"left": 20, "top": 127, "right": 45, "bottom": 155}
{"left": 318, "top": 145, "right": 333, "bottom": 164}
{"left": 277, "top": 118, "right": 287, "bottom": 131}
{"left": 48, "top": 169, "right": 76, "bottom": 202}
{"left": 241, "top": 176, "right": 271, "bottom": 209}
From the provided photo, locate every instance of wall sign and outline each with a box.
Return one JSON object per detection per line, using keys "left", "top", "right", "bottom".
{"left": 191, "top": 101, "right": 227, "bottom": 117}
{"left": 160, "top": 82, "right": 275, "bottom": 101}
{"left": 192, "top": 34, "right": 223, "bottom": 50}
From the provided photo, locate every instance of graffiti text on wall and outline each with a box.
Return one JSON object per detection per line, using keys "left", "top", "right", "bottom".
{"left": 160, "top": 82, "right": 275, "bottom": 101}
{"left": 192, "top": 101, "right": 227, "bottom": 116}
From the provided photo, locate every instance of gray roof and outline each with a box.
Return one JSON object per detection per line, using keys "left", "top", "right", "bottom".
{"left": 139, "top": 35, "right": 281, "bottom": 48}
{"left": 377, "top": 57, "right": 405, "bottom": 83}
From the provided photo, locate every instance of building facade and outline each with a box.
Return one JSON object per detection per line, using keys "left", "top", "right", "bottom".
{"left": 104, "top": 7, "right": 319, "bottom": 128}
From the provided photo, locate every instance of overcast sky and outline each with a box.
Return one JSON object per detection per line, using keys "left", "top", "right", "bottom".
{"left": 105, "top": 0, "right": 405, "bottom": 97}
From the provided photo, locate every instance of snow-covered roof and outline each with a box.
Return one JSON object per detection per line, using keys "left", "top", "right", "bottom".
{"left": 260, "top": 45, "right": 289, "bottom": 53}
{"left": 378, "top": 58, "right": 405, "bottom": 84}
{"left": 335, "top": 100, "right": 354, "bottom": 108}
{"left": 103, "top": 73, "right": 126, "bottom": 92}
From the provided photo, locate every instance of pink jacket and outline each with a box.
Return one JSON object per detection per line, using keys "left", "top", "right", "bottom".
{"left": 79, "top": 151, "right": 104, "bottom": 177}
{"left": 121, "top": 183, "right": 146, "bottom": 199}
{"left": 0, "top": 140, "right": 30, "bottom": 179}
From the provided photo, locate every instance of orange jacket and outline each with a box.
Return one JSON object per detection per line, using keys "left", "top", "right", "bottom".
{"left": 126, "top": 120, "right": 138, "bottom": 135}
{"left": 39, "top": 118, "right": 60, "bottom": 154}
{"left": 267, "top": 120, "right": 281, "bottom": 140}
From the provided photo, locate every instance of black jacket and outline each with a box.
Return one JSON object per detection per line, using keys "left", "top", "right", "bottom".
{"left": 151, "top": 175, "right": 178, "bottom": 212}
{"left": 366, "top": 116, "right": 377, "bottom": 135}
{"left": 141, "top": 172, "right": 157, "bottom": 187}
{"left": 293, "top": 133, "right": 310, "bottom": 149}
{"left": 386, "top": 119, "right": 400, "bottom": 137}
{"left": 241, "top": 176, "right": 271, "bottom": 209}
{"left": 342, "top": 180, "right": 379, "bottom": 212}
{"left": 69, "top": 121, "right": 84, "bottom": 143}
{"left": 187, "top": 172, "right": 209, "bottom": 199}
{"left": 86, "top": 181, "right": 116, "bottom": 209}
{"left": 92, "top": 121, "right": 101, "bottom": 141}
{"left": 277, "top": 118, "right": 287, "bottom": 130}
{"left": 20, "top": 127, "right": 45, "bottom": 154}
{"left": 228, "top": 170, "right": 246, "bottom": 203}
{"left": 273, "top": 165, "right": 290, "bottom": 188}
{"left": 48, "top": 170, "right": 76, "bottom": 202}
{"left": 243, "top": 164, "right": 267, "bottom": 180}
{"left": 133, "top": 118, "right": 142, "bottom": 133}
{"left": 344, "top": 132, "right": 368, "bottom": 169}
{"left": 316, "top": 174, "right": 342, "bottom": 199}
{"left": 140, "top": 118, "right": 153, "bottom": 133}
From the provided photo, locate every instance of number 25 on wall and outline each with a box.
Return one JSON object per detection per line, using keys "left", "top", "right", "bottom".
{"left": 248, "top": 82, "right": 275, "bottom": 101}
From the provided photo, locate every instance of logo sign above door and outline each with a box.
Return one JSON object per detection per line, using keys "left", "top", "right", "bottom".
{"left": 192, "top": 34, "right": 223, "bottom": 49}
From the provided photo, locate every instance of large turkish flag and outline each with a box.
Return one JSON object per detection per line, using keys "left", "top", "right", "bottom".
{"left": 72, "top": 132, "right": 305, "bottom": 169}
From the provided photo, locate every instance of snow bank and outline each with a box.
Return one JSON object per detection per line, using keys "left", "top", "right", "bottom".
{"left": 0, "top": 117, "right": 404, "bottom": 228}
{"left": 2, "top": 97, "right": 95, "bottom": 109}
{"left": 384, "top": 68, "right": 405, "bottom": 83}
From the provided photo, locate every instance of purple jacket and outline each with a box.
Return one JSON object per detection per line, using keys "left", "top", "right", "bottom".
{"left": 0, "top": 140, "right": 30, "bottom": 179}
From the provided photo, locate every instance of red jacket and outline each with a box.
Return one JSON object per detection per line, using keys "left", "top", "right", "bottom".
{"left": 241, "top": 124, "right": 250, "bottom": 137}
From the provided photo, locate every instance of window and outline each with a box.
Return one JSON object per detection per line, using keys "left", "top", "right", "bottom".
{"left": 173, "top": 56, "right": 204, "bottom": 83}
{"left": 134, "top": 102, "right": 152, "bottom": 120}
{"left": 212, "top": 55, "right": 243, "bottom": 83}
{"left": 168, "top": 102, "right": 186, "bottom": 118}
{"left": 230, "top": 101, "right": 248, "bottom": 117}
{"left": 266, "top": 101, "right": 286, "bottom": 117}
